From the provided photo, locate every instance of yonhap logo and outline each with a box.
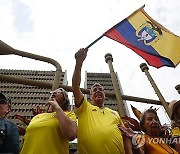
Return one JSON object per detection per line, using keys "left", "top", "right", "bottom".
{"left": 132, "top": 134, "right": 145, "bottom": 149}
{"left": 132, "top": 134, "right": 180, "bottom": 149}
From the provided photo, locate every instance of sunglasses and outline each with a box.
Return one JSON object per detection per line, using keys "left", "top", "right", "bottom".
{"left": 50, "top": 88, "right": 64, "bottom": 94}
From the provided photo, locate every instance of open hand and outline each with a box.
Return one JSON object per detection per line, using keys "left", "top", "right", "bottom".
{"left": 118, "top": 122, "right": 135, "bottom": 138}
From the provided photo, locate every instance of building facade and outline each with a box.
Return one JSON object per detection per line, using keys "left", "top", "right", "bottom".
{"left": 0, "top": 69, "right": 67, "bottom": 125}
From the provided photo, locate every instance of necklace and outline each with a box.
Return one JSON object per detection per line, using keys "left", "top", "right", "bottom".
{"left": 99, "top": 106, "right": 105, "bottom": 114}
{"left": 158, "top": 142, "right": 174, "bottom": 154}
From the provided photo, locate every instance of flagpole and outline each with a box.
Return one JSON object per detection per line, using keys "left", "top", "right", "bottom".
{"left": 85, "top": 35, "right": 104, "bottom": 49}
{"left": 85, "top": 5, "right": 146, "bottom": 50}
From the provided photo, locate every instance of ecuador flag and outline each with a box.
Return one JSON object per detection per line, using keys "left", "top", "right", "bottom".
{"left": 104, "top": 5, "right": 180, "bottom": 68}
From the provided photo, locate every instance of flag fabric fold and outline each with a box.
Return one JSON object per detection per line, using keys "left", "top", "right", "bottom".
{"left": 103, "top": 5, "right": 180, "bottom": 68}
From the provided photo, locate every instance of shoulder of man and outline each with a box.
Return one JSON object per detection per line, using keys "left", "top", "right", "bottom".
{"left": 2, "top": 119, "right": 18, "bottom": 132}
{"left": 4, "top": 118, "right": 17, "bottom": 126}
{"left": 105, "top": 107, "right": 119, "bottom": 115}
{"left": 76, "top": 97, "right": 92, "bottom": 109}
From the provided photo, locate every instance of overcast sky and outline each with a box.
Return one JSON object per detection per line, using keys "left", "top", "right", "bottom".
{"left": 0, "top": 0, "right": 179, "bottom": 124}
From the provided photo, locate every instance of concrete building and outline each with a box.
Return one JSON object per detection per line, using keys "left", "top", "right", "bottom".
{"left": 0, "top": 69, "right": 67, "bottom": 125}
{"left": 0, "top": 69, "right": 130, "bottom": 123}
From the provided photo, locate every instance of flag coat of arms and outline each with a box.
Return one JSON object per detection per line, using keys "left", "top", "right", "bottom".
{"left": 103, "top": 5, "right": 180, "bottom": 68}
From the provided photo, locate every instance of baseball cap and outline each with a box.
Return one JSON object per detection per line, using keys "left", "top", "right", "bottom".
{"left": 0, "top": 93, "right": 11, "bottom": 108}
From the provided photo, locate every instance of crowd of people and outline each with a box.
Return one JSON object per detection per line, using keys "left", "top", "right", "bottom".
{"left": 0, "top": 48, "right": 179, "bottom": 154}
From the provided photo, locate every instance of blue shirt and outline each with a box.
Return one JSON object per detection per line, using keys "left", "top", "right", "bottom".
{"left": 0, "top": 118, "right": 19, "bottom": 154}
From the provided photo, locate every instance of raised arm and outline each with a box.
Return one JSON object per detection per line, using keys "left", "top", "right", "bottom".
{"left": 72, "top": 48, "right": 88, "bottom": 108}
{"left": 46, "top": 99, "right": 77, "bottom": 141}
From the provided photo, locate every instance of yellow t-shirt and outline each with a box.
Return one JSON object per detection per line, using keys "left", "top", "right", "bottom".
{"left": 20, "top": 111, "right": 76, "bottom": 154}
{"left": 172, "top": 127, "right": 180, "bottom": 137}
{"left": 76, "top": 98, "right": 125, "bottom": 154}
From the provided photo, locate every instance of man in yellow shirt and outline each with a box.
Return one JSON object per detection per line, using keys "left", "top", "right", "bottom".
{"left": 72, "top": 48, "right": 125, "bottom": 154}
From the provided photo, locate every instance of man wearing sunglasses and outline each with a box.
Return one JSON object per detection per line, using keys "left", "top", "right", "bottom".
{"left": 0, "top": 93, "right": 19, "bottom": 154}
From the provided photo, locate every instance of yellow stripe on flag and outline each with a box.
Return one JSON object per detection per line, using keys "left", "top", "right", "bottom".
{"left": 128, "top": 9, "right": 180, "bottom": 66}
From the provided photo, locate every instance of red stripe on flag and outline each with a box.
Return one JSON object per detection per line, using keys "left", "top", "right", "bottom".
{"left": 104, "top": 28, "right": 163, "bottom": 68}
